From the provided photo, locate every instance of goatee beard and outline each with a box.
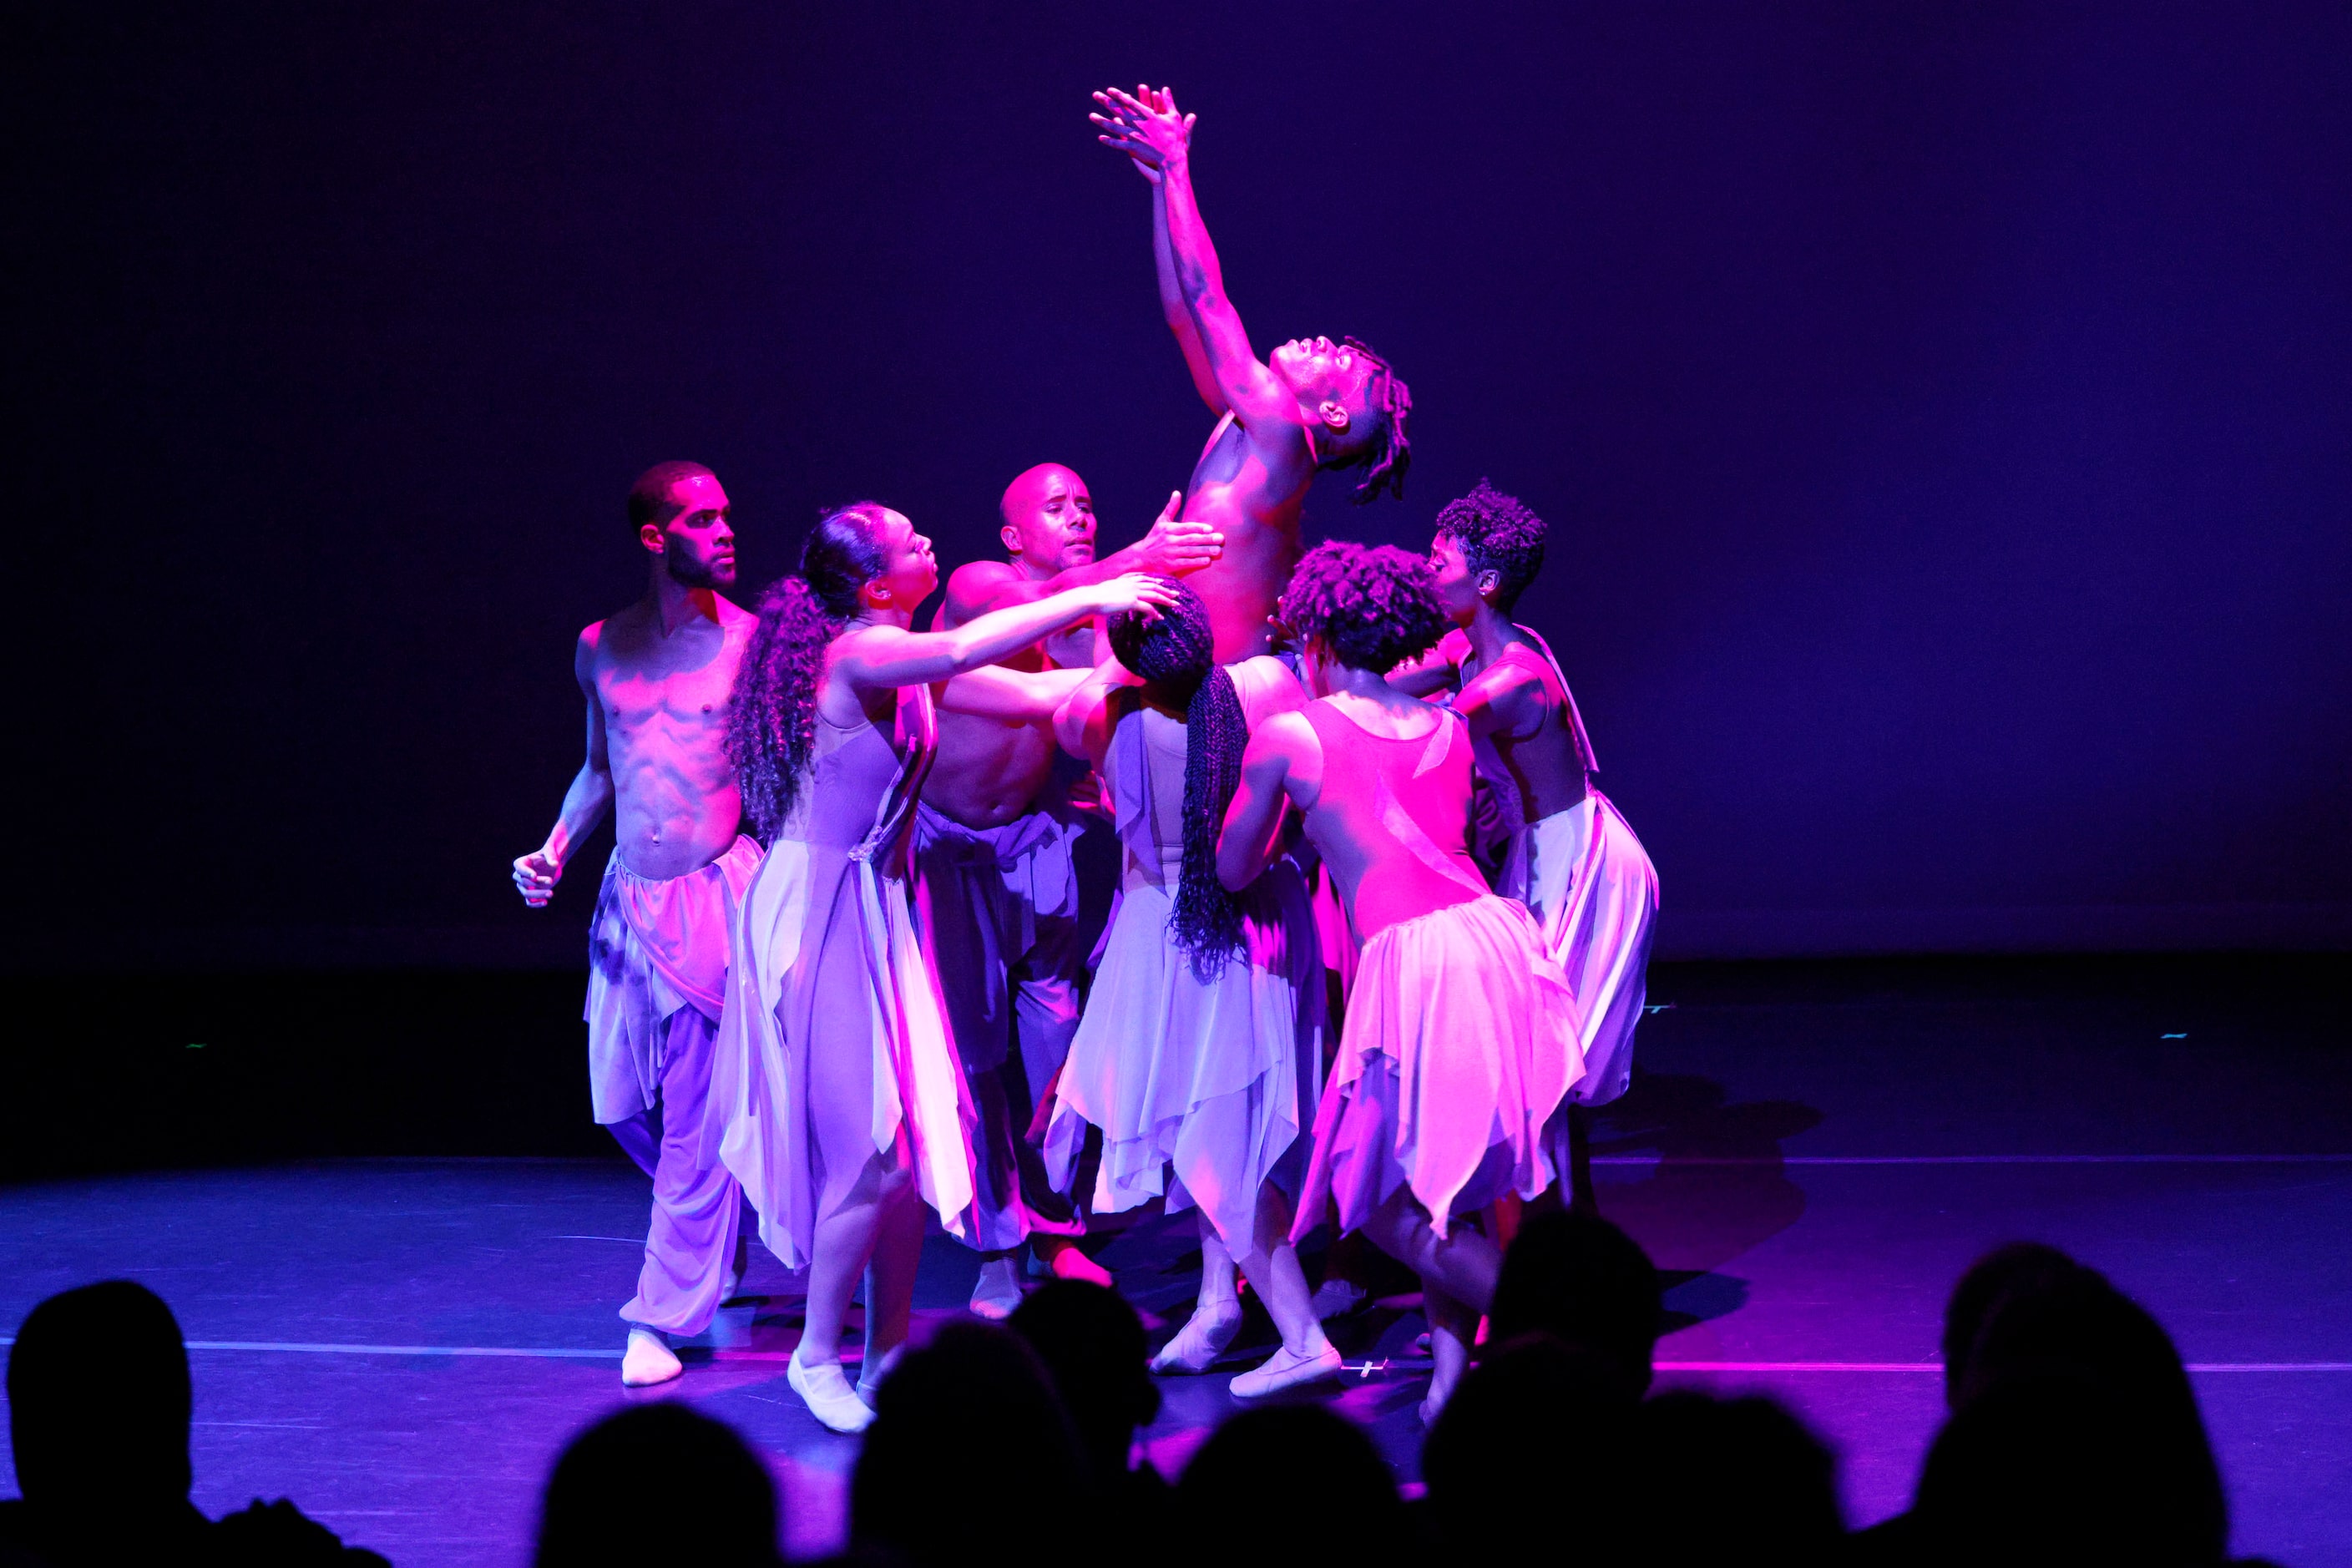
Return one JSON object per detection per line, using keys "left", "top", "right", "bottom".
{"left": 666, "top": 552, "right": 729, "bottom": 590}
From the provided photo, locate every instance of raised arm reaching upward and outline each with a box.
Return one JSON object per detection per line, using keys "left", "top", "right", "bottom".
{"left": 1089, "top": 83, "right": 1414, "bottom": 661}
{"left": 1096, "top": 87, "right": 1295, "bottom": 435}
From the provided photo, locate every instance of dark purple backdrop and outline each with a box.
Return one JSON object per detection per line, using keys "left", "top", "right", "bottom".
{"left": 8, "top": 3, "right": 2347, "bottom": 969}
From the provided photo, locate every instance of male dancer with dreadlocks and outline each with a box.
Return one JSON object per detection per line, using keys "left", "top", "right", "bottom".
{"left": 918, "top": 465, "right": 1221, "bottom": 1316}
{"left": 512, "top": 461, "right": 759, "bottom": 1388}
{"left": 1092, "top": 85, "right": 1414, "bottom": 661}
{"left": 1401, "top": 480, "right": 1660, "bottom": 1113}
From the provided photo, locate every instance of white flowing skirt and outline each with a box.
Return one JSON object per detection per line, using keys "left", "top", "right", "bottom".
{"left": 1044, "top": 862, "right": 1323, "bottom": 1251}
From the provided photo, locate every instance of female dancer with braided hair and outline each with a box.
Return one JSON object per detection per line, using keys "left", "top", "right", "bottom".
{"left": 713, "top": 502, "right": 1177, "bottom": 1433}
{"left": 1217, "top": 541, "right": 1587, "bottom": 1422}
{"left": 1043, "top": 579, "right": 1341, "bottom": 1398}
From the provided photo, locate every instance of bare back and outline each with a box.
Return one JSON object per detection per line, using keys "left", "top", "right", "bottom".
{"left": 1181, "top": 413, "right": 1319, "bottom": 663}
{"left": 580, "top": 598, "right": 753, "bottom": 879}
{"left": 1293, "top": 700, "right": 1486, "bottom": 941}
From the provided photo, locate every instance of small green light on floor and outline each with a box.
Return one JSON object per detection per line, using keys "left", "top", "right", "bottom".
{"left": 187, "top": 1043, "right": 206, "bottom": 1050}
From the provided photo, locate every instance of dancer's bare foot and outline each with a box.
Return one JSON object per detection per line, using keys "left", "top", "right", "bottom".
{"left": 1035, "top": 1236, "right": 1113, "bottom": 1287}
{"left": 620, "top": 1328, "right": 682, "bottom": 1388}
{"left": 969, "top": 1255, "right": 1024, "bottom": 1320}
{"left": 1229, "top": 1342, "right": 1342, "bottom": 1399}
{"left": 1149, "top": 1299, "right": 1243, "bottom": 1373}
{"left": 789, "top": 1348, "right": 876, "bottom": 1433}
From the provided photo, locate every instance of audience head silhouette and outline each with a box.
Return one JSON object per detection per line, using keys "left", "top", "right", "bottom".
{"left": 8, "top": 1280, "right": 194, "bottom": 1510}
{"left": 1423, "top": 1333, "right": 1639, "bottom": 1560}
{"left": 1939, "top": 1240, "right": 2079, "bottom": 1408}
{"left": 1628, "top": 1391, "right": 1844, "bottom": 1564}
{"left": 1925, "top": 1251, "right": 2228, "bottom": 1563}
{"left": 536, "top": 1403, "right": 778, "bottom": 1567}
{"left": 1178, "top": 1405, "right": 1405, "bottom": 1567}
{"left": 852, "top": 1322, "right": 1081, "bottom": 1565}
{"left": 1008, "top": 1281, "right": 1161, "bottom": 1483}
{"left": 1489, "top": 1209, "right": 1662, "bottom": 1395}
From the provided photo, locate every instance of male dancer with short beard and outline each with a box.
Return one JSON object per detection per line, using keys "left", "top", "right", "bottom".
{"left": 513, "top": 460, "right": 759, "bottom": 1387}
{"left": 918, "top": 462, "right": 1221, "bottom": 1314}
{"left": 1093, "top": 84, "right": 1414, "bottom": 661}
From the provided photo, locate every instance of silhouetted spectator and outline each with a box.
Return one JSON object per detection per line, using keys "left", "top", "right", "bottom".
{"left": 850, "top": 1322, "right": 1081, "bottom": 1566}
{"left": 1909, "top": 1369, "right": 2218, "bottom": 1566}
{"left": 1421, "top": 1333, "right": 1637, "bottom": 1561}
{"left": 1008, "top": 1282, "right": 1167, "bottom": 1507}
{"left": 1935, "top": 1241, "right": 2080, "bottom": 1409}
{"left": 1487, "top": 1209, "right": 1662, "bottom": 1395}
{"left": 1176, "top": 1406, "right": 1407, "bottom": 1568}
{"left": 1950, "top": 1265, "right": 2227, "bottom": 1560}
{"left": 535, "top": 1403, "right": 779, "bottom": 1567}
{"left": 0, "top": 1280, "right": 388, "bottom": 1567}
{"left": 1626, "top": 1391, "right": 1844, "bottom": 1564}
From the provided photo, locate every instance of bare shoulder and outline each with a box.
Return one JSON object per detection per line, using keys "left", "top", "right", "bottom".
{"left": 1229, "top": 655, "right": 1306, "bottom": 722}
{"left": 1248, "top": 706, "right": 1318, "bottom": 759}
{"left": 941, "top": 559, "right": 1025, "bottom": 625}
{"left": 718, "top": 595, "right": 760, "bottom": 633}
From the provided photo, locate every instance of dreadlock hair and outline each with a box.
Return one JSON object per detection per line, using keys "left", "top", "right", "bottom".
{"left": 1434, "top": 478, "right": 1548, "bottom": 611}
{"left": 1277, "top": 539, "right": 1450, "bottom": 673}
{"left": 1107, "top": 579, "right": 1251, "bottom": 979}
{"left": 727, "top": 503, "right": 891, "bottom": 842}
{"left": 625, "top": 461, "right": 717, "bottom": 531}
{"left": 1323, "top": 336, "right": 1411, "bottom": 504}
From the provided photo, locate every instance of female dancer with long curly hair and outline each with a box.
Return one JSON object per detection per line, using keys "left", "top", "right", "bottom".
{"left": 1042, "top": 579, "right": 1339, "bottom": 1398}
{"left": 713, "top": 501, "right": 1176, "bottom": 1432}
{"left": 1216, "top": 541, "right": 1587, "bottom": 1421}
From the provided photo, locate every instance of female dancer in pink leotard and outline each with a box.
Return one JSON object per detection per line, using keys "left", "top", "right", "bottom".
{"left": 1217, "top": 540, "right": 1586, "bottom": 1420}
{"left": 714, "top": 502, "right": 1176, "bottom": 1432}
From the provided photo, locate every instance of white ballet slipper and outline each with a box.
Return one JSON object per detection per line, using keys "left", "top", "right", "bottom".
{"left": 1310, "top": 1278, "right": 1368, "bottom": 1320}
{"left": 788, "top": 1348, "right": 876, "bottom": 1434}
{"left": 620, "top": 1328, "right": 682, "bottom": 1388}
{"left": 1228, "top": 1343, "right": 1343, "bottom": 1400}
{"left": 1149, "top": 1300, "right": 1243, "bottom": 1374}
{"left": 968, "top": 1256, "right": 1024, "bottom": 1320}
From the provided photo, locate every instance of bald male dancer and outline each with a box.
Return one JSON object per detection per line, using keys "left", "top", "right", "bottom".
{"left": 918, "top": 462, "right": 1221, "bottom": 1315}
{"left": 1093, "top": 84, "right": 1414, "bottom": 660}
{"left": 513, "top": 461, "right": 759, "bottom": 1387}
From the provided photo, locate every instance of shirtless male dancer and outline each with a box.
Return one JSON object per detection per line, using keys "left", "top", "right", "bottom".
{"left": 1399, "top": 480, "right": 1660, "bottom": 1118}
{"left": 919, "top": 463, "right": 1222, "bottom": 1314}
{"left": 1092, "top": 85, "right": 1414, "bottom": 660}
{"left": 513, "top": 461, "right": 759, "bottom": 1388}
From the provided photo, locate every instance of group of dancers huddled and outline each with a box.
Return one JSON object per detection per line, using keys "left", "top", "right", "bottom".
{"left": 511, "top": 86, "right": 1658, "bottom": 1434}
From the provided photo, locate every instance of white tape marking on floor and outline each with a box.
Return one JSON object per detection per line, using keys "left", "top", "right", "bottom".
{"left": 1591, "top": 1153, "right": 2352, "bottom": 1166}
{"left": 1, "top": 1339, "right": 2342, "bottom": 1373}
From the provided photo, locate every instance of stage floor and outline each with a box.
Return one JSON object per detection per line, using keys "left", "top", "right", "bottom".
{"left": 3, "top": 961, "right": 2348, "bottom": 1565}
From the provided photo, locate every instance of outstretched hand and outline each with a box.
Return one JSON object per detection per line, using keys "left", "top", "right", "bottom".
{"left": 1091, "top": 84, "right": 1193, "bottom": 176}
{"left": 1135, "top": 489, "right": 1222, "bottom": 575}
{"left": 1091, "top": 571, "right": 1184, "bottom": 624}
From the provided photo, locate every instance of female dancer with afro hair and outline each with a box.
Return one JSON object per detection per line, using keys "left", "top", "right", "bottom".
{"left": 712, "top": 501, "right": 1176, "bottom": 1432}
{"left": 1217, "top": 541, "right": 1588, "bottom": 1421}
{"left": 1042, "top": 578, "right": 1338, "bottom": 1397}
